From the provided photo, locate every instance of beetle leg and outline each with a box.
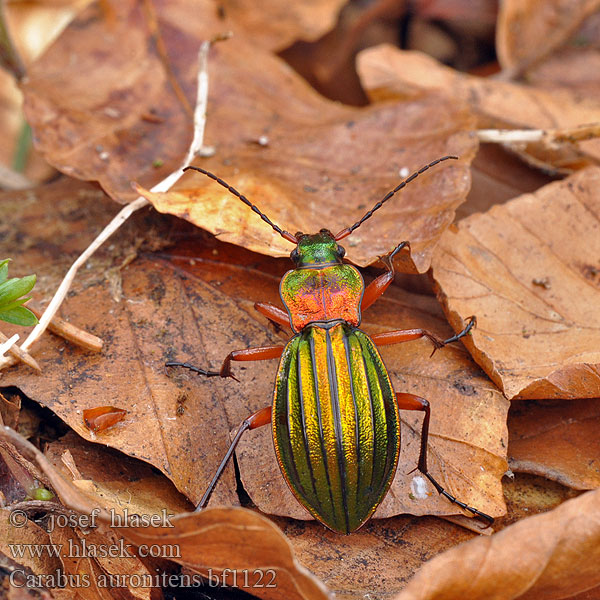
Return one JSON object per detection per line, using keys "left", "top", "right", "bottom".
{"left": 370, "top": 316, "right": 476, "bottom": 357}
{"left": 196, "top": 405, "right": 272, "bottom": 510}
{"left": 254, "top": 302, "right": 290, "bottom": 328}
{"left": 167, "top": 345, "right": 284, "bottom": 381}
{"left": 395, "top": 392, "right": 494, "bottom": 526}
{"left": 361, "top": 241, "right": 410, "bottom": 311}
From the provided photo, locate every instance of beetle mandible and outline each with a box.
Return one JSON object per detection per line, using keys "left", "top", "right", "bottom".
{"left": 168, "top": 156, "right": 493, "bottom": 533}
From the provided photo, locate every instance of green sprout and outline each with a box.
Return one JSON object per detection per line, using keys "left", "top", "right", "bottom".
{"left": 0, "top": 259, "right": 38, "bottom": 326}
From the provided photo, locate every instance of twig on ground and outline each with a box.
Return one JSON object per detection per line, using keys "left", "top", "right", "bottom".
{"left": 0, "top": 38, "right": 215, "bottom": 371}
{"left": 477, "top": 123, "right": 600, "bottom": 145}
{"left": 0, "top": 332, "right": 40, "bottom": 370}
{"left": 27, "top": 305, "right": 103, "bottom": 353}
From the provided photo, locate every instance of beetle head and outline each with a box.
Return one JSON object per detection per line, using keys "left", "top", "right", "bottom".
{"left": 290, "top": 229, "right": 345, "bottom": 267}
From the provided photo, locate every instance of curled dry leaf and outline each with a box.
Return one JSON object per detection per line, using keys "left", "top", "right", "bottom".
{"left": 0, "top": 508, "right": 63, "bottom": 591}
{"left": 508, "top": 398, "right": 600, "bottom": 490}
{"left": 216, "top": 0, "right": 347, "bottom": 52}
{"left": 21, "top": 0, "right": 476, "bottom": 272}
{"left": 431, "top": 167, "right": 600, "bottom": 400}
{"left": 357, "top": 44, "right": 600, "bottom": 172}
{"left": 0, "top": 178, "right": 508, "bottom": 523}
{"left": 1, "top": 426, "right": 331, "bottom": 600}
{"left": 82, "top": 406, "right": 126, "bottom": 434}
{"left": 496, "top": 0, "right": 600, "bottom": 77}
{"left": 394, "top": 487, "right": 600, "bottom": 600}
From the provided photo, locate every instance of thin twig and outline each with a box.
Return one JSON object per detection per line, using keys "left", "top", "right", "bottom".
{"left": 28, "top": 305, "right": 103, "bottom": 353}
{"left": 0, "top": 40, "right": 213, "bottom": 370}
{"left": 0, "top": 333, "right": 20, "bottom": 359}
{"left": 0, "top": 331, "right": 40, "bottom": 370}
{"left": 477, "top": 123, "right": 600, "bottom": 145}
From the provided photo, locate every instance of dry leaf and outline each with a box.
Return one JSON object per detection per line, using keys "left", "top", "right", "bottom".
{"left": 394, "top": 487, "right": 600, "bottom": 600}
{"left": 431, "top": 167, "right": 600, "bottom": 400}
{"left": 21, "top": 1, "right": 477, "bottom": 272}
{"left": 357, "top": 44, "right": 600, "bottom": 171}
{"left": 82, "top": 406, "right": 126, "bottom": 434}
{"left": 0, "top": 426, "right": 331, "bottom": 600}
{"left": 44, "top": 432, "right": 193, "bottom": 516}
{"left": 0, "top": 508, "right": 62, "bottom": 586}
{"left": 496, "top": 0, "right": 600, "bottom": 76}
{"left": 0, "top": 177, "right": 507, "bottom": 523}
{"left": 508, "top": 398, "right": 600, "bottom": 489}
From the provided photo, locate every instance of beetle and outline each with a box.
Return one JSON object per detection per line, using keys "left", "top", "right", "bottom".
{"left": 167, "top": 156, "right": 493, "bottom": 533}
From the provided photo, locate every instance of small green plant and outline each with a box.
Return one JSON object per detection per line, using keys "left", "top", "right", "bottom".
{"left": 0, "top": 259, "right": 38, "bottom": 326}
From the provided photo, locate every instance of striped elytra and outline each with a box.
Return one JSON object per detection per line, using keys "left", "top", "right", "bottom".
{"left": 272, "top": 322, "right": 400, "bottom": 534}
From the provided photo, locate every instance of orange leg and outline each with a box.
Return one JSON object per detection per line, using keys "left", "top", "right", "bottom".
{"left": 196, "top": 406, "right": 272, "bottom": 510}
{"left": 254, "top": 302, "right": 290, "bottom": 327}
{"left": 395, "top": 392, "right": 493, "bottom": 525}
{"left": 371, "top": 317, "right": 476, "bottom": 356}
{"left": 362, "top": 241, "right": 410, "bottom": 311}
{"left": 166, "top": 345, "right": 284, "bottom": 381}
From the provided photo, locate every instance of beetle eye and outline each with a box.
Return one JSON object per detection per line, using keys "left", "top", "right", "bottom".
{"left": 320, "top": 228, "right": 328, "bottom": 234}
{"left": 290, "top": 248, "right": 300, "bottom": 262}
{"left": 337, "top": 245, "right": 345, "bottom": 258}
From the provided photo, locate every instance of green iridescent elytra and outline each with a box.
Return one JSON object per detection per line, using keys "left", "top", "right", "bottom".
{"left": 274, "top": 230, "right": 400, "bottom": 534}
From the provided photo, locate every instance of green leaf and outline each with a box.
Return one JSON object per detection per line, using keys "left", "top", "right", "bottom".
{"left": 0, "top": 274, "right": 36, "bottom": 307}
{"left": 0, "top": 260, "right": 9, "bottom": 284}
{"left": 0, "top": 306, "right": 38, "bottom": 326}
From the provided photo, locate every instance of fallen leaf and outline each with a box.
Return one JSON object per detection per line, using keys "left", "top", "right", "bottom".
{"left": 44, "top": 431, "right": 193, "bottom": 517}
{"left": 357, "top": 44, "right": 600, "bottom": 171}
{"left": 0, "top": 179, "right": 239, "bottom": 508}
{"left": 0, "top": 508, "right": 65, "bottom": 595}
{"left": 508, "top": 398, "right": 600, "bottom": 489}
{"left": 393, "top": 487, "right": 600, "bottom": 600}
{"left": 1, "top": 177, "right": 508, "bottom": 523}
{"left": 82, "top": 406, "right": 126, "bottom": 434}
{"left": 495, "top": 0, "right": 600, "bottom": 76}
{"left": 22, "top": 1, "right": 477, "bottom": 272}
{"left": 0, "top": 426, "right": 332, "bottom": 600}
{"left": 431, "top": 167, "right": 600, "bottom": 400}
{"left": 217, "top": 0, "right": 348, "bottom": 52}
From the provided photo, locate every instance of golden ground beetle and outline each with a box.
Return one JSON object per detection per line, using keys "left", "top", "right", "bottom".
{"left": 167, "top": 156, "right": 493, "bottom": 533}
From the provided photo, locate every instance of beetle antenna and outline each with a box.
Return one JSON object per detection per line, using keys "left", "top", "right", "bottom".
{"left": 184, "top": 166, "right": 297, "bottom": 243}
{"left": 334, "top": 155, "right": 458, "bottom": 241}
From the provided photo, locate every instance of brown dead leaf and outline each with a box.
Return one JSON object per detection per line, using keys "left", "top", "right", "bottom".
{"left": 496, "top": 0, "right": 600, "bottom": 77}
{"left": 0, "top": 179, "right": 239, "bottom": 509}
{"left": 277, "top": 514, "right": 477, "bottom": 600}
{"left": 394, "top": 487, "right": 600, "bottom": 600}
{"left": 463, "top": 144, "right": 556, "bottom": 220}
{"left": 0, "top": 508, "right": 62, "bottom": 587}
{"left": 431, "top": 167, "right": 600, "bottom": 400}
{"left": 0, "top": 426, "right": 331, "bottom": 600}
{"left": 82, "top": 406, "right": 127, "bottom": 434}
{"left": 508, "top": 399, "right": 600, "bottom": 489}
{"left": 21, "top": 0, "right": 477, "bottom": 272}
{"left": 1, "top": 177, "right": 507, "bottom": 523}
{"left": 44, "top": 432, "right": 193, "bottom": 517}
{"left": 3, "top": 0, "right": 93, "bottom": 69}
{"left": 357, "top": 45, "right": 600, "bottom": 171}
{"left": 218, "top": 0, "right": 347, "bottom": 52}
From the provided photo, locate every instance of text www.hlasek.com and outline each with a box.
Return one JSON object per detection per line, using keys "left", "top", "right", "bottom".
{"left": 8, "top": 537, "right": 180, "bottom": 560}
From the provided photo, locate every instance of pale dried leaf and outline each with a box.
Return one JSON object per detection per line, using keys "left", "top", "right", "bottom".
{"left": 357, "top": 45, "right": 600, "bottom": 171}
{"left": 431, "top": 167, "right": 600, "bottom": 399}
{"left": 394, "top": 487, "right": 600, "bottom": 600}
{"left": 496, "top": 0, "right": 600, "bottom": 75}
